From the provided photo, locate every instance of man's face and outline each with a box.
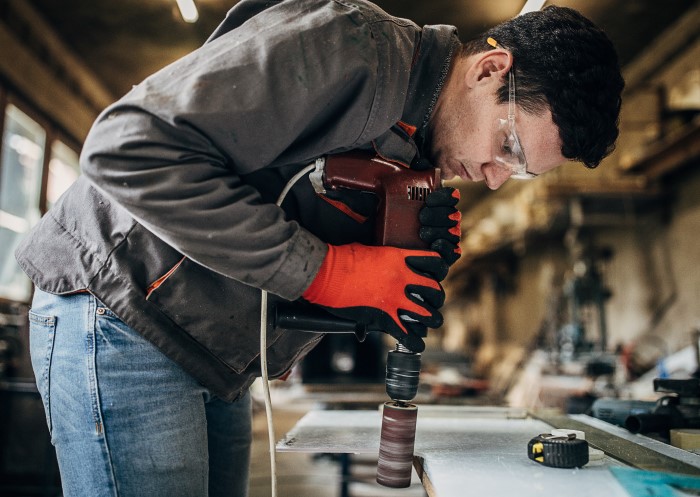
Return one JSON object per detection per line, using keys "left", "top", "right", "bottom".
{"left": 427, "top": 54, "right": 567, "bottom": 189}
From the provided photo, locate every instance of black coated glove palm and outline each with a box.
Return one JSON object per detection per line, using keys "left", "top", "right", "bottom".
{"left": 419, "top": 187, "right": 462, "bottom": 266}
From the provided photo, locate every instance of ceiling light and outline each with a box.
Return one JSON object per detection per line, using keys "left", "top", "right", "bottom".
{"left": 176, "top": 0, "right": 199, "bottom": 23}
{"left": 519, "top": 0, "right": 547, "bottom": 16}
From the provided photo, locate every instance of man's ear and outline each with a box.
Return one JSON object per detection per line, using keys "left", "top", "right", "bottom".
{"left": 465, "top": 50, "right": 512, "bottom": 88}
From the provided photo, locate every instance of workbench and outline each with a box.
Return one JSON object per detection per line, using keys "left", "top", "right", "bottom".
{"left": 277, "top": 405, "right": 700, "bottom": 497}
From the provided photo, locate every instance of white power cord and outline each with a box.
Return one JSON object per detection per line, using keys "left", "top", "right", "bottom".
{"left": 259, "top": 163, "right": 316, "bottom": 497}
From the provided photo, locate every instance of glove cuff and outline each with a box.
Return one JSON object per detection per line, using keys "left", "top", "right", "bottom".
{"left": 302, "top": 243, "right": 346, "bottom": 303}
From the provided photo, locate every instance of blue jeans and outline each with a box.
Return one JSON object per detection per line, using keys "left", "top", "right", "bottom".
{"left": 29, "top": 288, "right": 252, "bottom": 497}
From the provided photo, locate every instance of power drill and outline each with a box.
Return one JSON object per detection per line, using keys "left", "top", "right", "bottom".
{"left": 274, "top": 150, "right": 441, "bottom": 488}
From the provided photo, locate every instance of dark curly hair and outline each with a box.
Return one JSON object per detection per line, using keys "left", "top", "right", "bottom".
{"left": 462, "top": 6, "right": 624, "bottom": 168}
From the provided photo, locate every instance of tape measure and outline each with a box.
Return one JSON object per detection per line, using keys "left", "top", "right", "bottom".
{"left": 527, "top": 433, "right": 589, "bottom": 468}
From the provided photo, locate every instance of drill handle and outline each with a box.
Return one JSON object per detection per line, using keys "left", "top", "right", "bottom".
{"left": 274, "top": 302, "right": 377, "bottom": 341}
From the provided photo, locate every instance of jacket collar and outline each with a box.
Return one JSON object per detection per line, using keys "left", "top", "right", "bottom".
{"left": 372, "top": 25, "right": 460, "bottom": 167}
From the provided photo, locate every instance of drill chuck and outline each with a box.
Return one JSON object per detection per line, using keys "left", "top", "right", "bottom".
{"left": 385, "top": 348, "right": 421, "bottom": 402}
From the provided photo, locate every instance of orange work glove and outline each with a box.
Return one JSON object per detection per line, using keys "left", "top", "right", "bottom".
{"left": 302, "top": 243, "right": 447, "bottom": 352}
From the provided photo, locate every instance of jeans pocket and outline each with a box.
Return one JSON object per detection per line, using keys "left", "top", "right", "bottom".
{"left": 28, "top": 310, "right": 57, "bottom": 435}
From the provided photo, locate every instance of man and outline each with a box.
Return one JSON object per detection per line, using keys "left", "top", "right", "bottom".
{"left": 16, "top": 0, "right": 623, "bottom": 495}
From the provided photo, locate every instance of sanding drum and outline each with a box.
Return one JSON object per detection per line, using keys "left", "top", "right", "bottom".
{"left": 376, "top": 402, "right": 418, "bottom": 488}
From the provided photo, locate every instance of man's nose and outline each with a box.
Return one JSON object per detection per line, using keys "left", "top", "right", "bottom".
{"left": 481, "top": 163, "right": 511, "bottom": 190}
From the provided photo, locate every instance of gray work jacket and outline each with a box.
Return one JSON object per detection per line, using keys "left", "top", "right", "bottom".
{"left": 15, "top": 0, "right": 459, "bottom": 401}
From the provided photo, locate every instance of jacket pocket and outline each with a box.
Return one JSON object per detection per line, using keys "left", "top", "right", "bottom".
{"left": 28, "top": 310, "right": 57, "bottom": 435}
{"left": 145, "top": 257, "right": 283, "bottom": 373}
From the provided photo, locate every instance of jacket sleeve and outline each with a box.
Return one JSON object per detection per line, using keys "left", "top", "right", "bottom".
{"left": 80, "top": 0, "right": 407, "bottom": 300}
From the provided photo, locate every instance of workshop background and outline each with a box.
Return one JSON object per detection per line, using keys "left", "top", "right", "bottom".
{"left": 1, "top": 0, "right": 699, "bottom": 496}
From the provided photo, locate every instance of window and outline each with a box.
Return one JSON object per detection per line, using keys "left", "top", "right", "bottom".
{"left": 47, "top": 140, "right": 80, "bottom": 209}
{"left": 0, "top": 105, "right": 46, "bottom": 301}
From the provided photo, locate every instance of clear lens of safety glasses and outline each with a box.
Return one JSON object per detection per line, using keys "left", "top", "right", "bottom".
{"left": 493, "top": 117, "right": 536, "bottom": 179}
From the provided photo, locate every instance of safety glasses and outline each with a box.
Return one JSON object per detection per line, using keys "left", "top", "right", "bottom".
{"left": 489, "top": 38, "right": 537, "bottom": 180}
